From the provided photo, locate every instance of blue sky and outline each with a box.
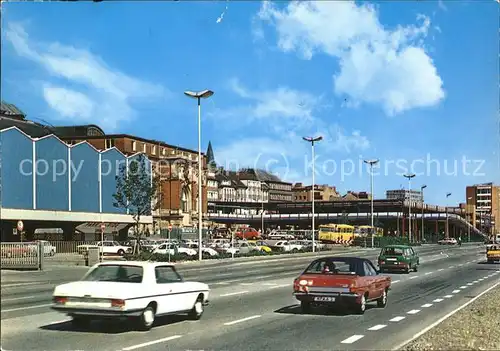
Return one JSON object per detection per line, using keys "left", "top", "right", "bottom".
{"left": 2, "top": 1, "right": 499, "bottom": 206}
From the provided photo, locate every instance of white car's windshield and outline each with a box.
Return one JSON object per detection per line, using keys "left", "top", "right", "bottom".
{"left": 82, "top": 265, "right": 143, "bottom": 283}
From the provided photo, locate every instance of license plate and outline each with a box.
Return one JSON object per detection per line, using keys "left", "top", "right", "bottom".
{"left": 386, "top": 258, "right": 397, "bottom": 261}
{"left": 314, "top": 296, "right": 336, "bottom": 302}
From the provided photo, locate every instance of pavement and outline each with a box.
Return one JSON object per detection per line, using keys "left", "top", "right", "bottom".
{"left": 1, "top": 244, "right": 497, "bottom": 351}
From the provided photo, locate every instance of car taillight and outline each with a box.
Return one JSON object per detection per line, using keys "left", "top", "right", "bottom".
{"left": 111, "top": 299, "right": 125, "bottom": 308}
{"left": 53, "top": 296, "right": 68, "bottom": 304}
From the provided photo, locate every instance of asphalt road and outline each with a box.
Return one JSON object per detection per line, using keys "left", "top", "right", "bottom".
{"left": 1, "top": 244, "right": 496, "bottom": 351}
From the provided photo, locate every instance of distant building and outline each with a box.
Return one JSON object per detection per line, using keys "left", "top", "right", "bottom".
{"left": 386, "top": 189, "right": 422, "bottom": 203}
{"left": 466, "top": 182, "right": 499, "bottom": 234}
{"left": 238, "top": 168, "right": 292, "bottom": 202}
{"left": 292, "top": 183, "right": 340, "bottom": 202}
{"left": 343, "top": 191, "right": 371, "bottom": 201}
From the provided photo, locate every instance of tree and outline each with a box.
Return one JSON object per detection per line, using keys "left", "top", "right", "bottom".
{"left": 113, "top": 154, "right": 161, "bottom": 251}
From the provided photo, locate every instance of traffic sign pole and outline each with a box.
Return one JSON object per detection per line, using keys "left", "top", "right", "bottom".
{"left": 17, "top": 221, "right": 24, "bottom": 243}
{"left": 168, "top": 224, "right": 172, "bottom": 263}
{"left": 100, "top": 223, "right": 105, "bottom": 262}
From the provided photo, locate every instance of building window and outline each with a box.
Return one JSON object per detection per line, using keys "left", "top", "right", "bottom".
{"left": 132, "top": 141, "right": 137, "bottom": 151}
{"left": 143, "top": 143, "right": 147, "bottom": 153}
{"left": 105, "top": 139, "right": 115, "bottom": 149}
{"left": 152, "top": 145, "right": 157, "bottom": 155}
{"left": 162, "top": 148, "right": 166, "bottom": 156}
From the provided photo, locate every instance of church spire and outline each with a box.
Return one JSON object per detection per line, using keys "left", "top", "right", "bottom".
{"left": 206, "top": 141, "right": 216, "bottom": 166}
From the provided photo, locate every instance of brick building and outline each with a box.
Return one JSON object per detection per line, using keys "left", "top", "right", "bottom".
{"left": 292, "top": 183, "right": 340, "bottom": 202}
{"left": 466, "top": 182, "right": 499, "bottom": 235}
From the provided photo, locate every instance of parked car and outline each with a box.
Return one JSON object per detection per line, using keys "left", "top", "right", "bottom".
{"left": 377, "top": 245, "right": 420, "bottom": 273}
{"left": 267, "top": 230, "right": 295, "bottom": 240}
{"left": 293, "top": 256, "right": 391, "bottom": 314}
{"left": 152, "top": 243, "right": 197, "bottom": 258}
{"left": 273, "top": 240, "right": 303, "bottom": 252}
{"left": 36, "top": 240, "right": 57, "bottom": 256}
{"left": 76, "top": 241, "right": 132, "bottom": 256}
{"left": 248, "top": 240, "right": 272, "bottom": 253}
{"left": 51, "top": 261, "right": 210, "bottom": 330}
{"left": 235, "top": 228, "right": 261, "bottom": 240}
{"left": 183, "top": 243, "right": 219, "bottom": 257}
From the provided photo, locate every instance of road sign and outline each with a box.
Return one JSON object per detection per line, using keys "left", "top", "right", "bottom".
{"left": 168, "top": 224, "right": 173, "bottom": 231}
{"left": 17, "top": 220, "right": 24, "bottom": 232}
{"left": 100, "top": 223, "right": 106, "bottom": 231}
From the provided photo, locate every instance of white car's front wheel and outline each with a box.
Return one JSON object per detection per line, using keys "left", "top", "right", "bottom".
{"left": 138, "top": 305, "right": 156, "bottom": 331}
{"left": 189, "top": 296, "right": 204, "bottom": 320}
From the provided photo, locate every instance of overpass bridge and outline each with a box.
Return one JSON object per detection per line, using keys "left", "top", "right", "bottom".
{"left": 207, "top": 199, "right": 489, "bottom": 239}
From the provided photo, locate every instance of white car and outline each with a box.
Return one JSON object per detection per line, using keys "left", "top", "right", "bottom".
{"left": 438, "top": 238, "right": 458, "bottom": 245}
{"left": 273, "top": 241, "right": 303, "bottom": 252}
{"left": 76, "top": 241, "right": 132, "bottom": 255}
{"left": 152, "top": 243, "right": 197, "bottom": 257}
{"left": 184, "top": 244, "right": 219, "bottom": 257}
{"left": 51, "top": 261, "right": 210, "bottom": 330}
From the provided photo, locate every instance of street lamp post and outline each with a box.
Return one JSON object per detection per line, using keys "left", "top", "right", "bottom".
{"left": 446, "top": 192, "right": 452, "bottom": 239}
{"left": 420, "top": 185, "right": 427, "bottom": 243}
{"left": 467, "top": 196, "right": 473, "bottom": 243}
{"left": 184, "top": 89, "right": 214, "bottom": 261}
{"left": 403, "top": 173, "right": 416, "bottom": 243}
{"left": 303, "top": 136, "right": 323, "bottom": 253}
{"left": 364, "top": 159, "right": 379, "bottom": 248}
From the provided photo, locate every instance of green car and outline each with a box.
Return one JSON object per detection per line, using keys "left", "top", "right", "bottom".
{"left": 377, "top": 245, "right": 420, "bottom": 274}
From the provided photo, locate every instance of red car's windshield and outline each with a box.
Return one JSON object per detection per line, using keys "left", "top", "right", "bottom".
{"left": 304, "top": 259, "right": 359, "bottom": 275}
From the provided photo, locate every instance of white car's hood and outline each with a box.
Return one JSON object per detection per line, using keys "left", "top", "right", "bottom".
{"left": 53, "top": 281, "right": 144, "bottom": 300}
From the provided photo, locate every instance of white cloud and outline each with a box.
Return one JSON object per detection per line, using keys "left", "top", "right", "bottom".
{"left": 324, "top": 124, "right": 370, "bottom": 153}
{"left": 256, "top": 1, "right": 445, "bottom": 115}
{"left": 4, "top": 22, "right": 165, "bottom": 131}
{"left": 43, "top": 84, "right": 94, "bottom": 121}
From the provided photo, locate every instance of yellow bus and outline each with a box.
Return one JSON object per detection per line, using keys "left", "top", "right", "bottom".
{"left": 355, "top": 225, "right": 384, "bottom": 237}
{"left": 318, "top": 224, "right": 355, "bottom": 243}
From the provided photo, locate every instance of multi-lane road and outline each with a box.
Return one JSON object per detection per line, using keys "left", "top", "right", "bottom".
{"left": 1, "top": 244, "right": 498, "bottom": 351}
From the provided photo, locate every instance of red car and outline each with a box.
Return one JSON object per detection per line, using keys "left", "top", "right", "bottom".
{"left": 293, "top": 256, "right": 391, "bottom": 314}
{"left": 235, "top": 228, "right": 261, "bottom": 240}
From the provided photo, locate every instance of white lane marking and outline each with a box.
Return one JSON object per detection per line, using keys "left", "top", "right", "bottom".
{"left": 392, "top": 280, "right": 401, "bottom": 284}
{"left": 458, "top": 264, "right": 464, "bottom": 267}
{"left": 409, "top": 276, "right": 418, "bottom": 280}
{"left": 460, "top": 286, "right": 467, "bottom": 289}
{"left": 452, "top": 290, "right": 461, "bottom": 294}
{"left": 448, "top": 266, "right": 455, "bottom": 269}
{"left": 1, "top": 303, "right": 52, "bottom": 312}
{"left": 444, "top": 295, "right": 453, "bottom": 298}
{"left": 438, "top": 268, "right": 444, "bottom": 271}
{"left": 421, "top": 304, "right": 433, "bottom": 308}
{"left": 467, "top": 283, "right": 473, "bottom": 286}
{"left": 262, "top": 283, "right": 277, "bottom": 286}
{"left": 0, "top": 295, "right": 37, "bottom": 302}
{"left": 220, "top": 291, "right": 249, "bottom": 297}
{"left": 122, "top": 335, "right": 183, "bottom": 350}
{"left": 267, "top": 284, "right": 290, "bottom": 289}
{"left": 389, "top": 316, "right": 406, "bottom": 322}
{"left": 392, "top": 281, "right": 500, "bottom": 351}
{"left": 473, "top": 280, "right": 479, "bottom": 284}
{"left": 239, "top": 283, "right": 254, "bottom": 286}
{"left": 425, "top": 272, "right": 433, "bottom": 275}
{"left": 341, "top": 335, "right": 365, "bottom": 344}
{"left": 407, "top": 309, "right": 420, "bottom": 315}
{"left": 224, "top": 315, "right": 261, "bottom": 326}
{"left": 433, "top": 298, "right": 444, "bottom": 302}
{"left": 368, "top": 324, "right": 387, "bottom": 331}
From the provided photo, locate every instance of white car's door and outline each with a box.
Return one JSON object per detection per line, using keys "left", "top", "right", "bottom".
{"left": 153, "top": 265, "right": 188, "bottom": 314}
